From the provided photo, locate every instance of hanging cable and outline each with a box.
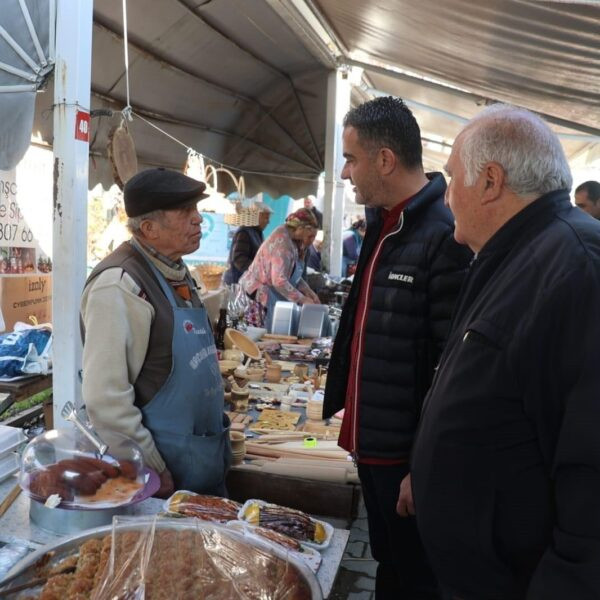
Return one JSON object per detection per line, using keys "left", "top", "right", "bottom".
{"left": 129, "top": 109, "right": 318, "bottom": 186}
{"left": 121, "top": 0, "right": 132, "bottom": 119}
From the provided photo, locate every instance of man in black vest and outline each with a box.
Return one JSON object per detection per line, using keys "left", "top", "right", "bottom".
{"left": 222, "top": 201, "right": 273, "bottom": 284}
{"left": 323, "top": 96, "right": 472, "bottom": 599}
{"left": 81, "top": 169, "right": 230, "bottom": 499}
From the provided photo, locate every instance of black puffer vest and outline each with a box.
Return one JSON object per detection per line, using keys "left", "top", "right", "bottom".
{"left": 323, "top": 173, "right": 472, "bottom": 459}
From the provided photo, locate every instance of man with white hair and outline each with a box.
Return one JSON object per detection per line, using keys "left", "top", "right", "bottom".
{"left": 409, "top": 105, "right": 600, "bottom": 599}
{"left": 303, "top": 195, "right": 323, "bottom": 229}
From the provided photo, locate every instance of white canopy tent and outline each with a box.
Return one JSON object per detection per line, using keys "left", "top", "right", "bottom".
{"left": 0, "top": 0, "right": 598, "bottom": 425}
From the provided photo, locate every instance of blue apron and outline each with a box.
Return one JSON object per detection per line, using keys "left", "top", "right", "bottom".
{"left": 265, "top": 258, "right": 304, "bottom": 332}
{"left": 138, "top": 254, "right": 231, "bottom": 495}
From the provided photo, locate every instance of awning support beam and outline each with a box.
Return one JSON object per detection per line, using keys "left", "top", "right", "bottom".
{"left": 322, "top": 69, "right": 350, "bottom": 278}
{"left": 52, "top": 0, "right": 93, "bottom": 429}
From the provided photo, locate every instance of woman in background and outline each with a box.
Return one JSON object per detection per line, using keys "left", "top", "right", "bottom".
{"left": 240, "top": 208, "right": 320, "bottom": 330}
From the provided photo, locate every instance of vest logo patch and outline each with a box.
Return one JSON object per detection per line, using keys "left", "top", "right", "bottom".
{"left": 387, "top": 272, "right": 414, "bottom": 284}
{"left": 183, "top": 320, "right": 206, "bottom": 335}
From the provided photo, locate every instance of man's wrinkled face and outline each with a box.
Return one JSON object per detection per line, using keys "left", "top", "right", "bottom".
{"left": 303, "top": 197, "right": 313, "bottom": 209}
{"left": 444, "top": 137, "right": 484, "bottom": 251}
{"left": 153, "top": 203, "right": 203, "bottom": 259}
{"left": 575, "top": 191, "right": 600, "bottom": 220}
{"left": 341, "top": 126, "right": 383, "bottom": 208}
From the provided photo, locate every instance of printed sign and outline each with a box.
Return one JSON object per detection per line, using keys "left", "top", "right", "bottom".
{"left": 75, "top": 110, "right": 90, "bottom": 142}
{"left": 0, "top": 149, "right": 53, "bottom": 332}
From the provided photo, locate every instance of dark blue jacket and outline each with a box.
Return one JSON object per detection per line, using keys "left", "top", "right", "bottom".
{"left": 412, "top": 190, "right": 600, "bottom": 600}
{"left": 223, "top": 226, "right": 263, "bottom": 284}
{"left": 323, "top": 173, "right": 472, "bottom": 459}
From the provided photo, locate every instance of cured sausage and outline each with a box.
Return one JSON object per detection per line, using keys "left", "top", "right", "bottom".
{"left": 76, "top": 456, "right": 120, "bottom": 479}
{"left": 58, "top": 459, "right": 107, "bottom": 488}
{"left": 29, "top": 469, "right": 74, "bottom": 501}
{"left": 116, "top": 460, "right": 138, "bottom": 480}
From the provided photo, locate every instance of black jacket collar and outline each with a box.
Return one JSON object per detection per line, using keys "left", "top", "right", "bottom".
{"left": 367, "top": 172, "right": 447, "bottom": 226}
{"left": 478, "top": 189, "right": 571, "bottom": 258}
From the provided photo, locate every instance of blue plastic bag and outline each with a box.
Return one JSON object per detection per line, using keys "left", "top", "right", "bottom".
{"left": 0, "top": 325, "right": 52, "bottom": 378}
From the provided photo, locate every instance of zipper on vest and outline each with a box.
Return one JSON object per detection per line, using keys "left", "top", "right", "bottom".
{"left": 352, "top": 212, "right": 405, "bottom": 460}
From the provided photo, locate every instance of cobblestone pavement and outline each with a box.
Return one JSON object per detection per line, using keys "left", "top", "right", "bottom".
{"left": 328, "top": 498, "right": 377, "bottom": 599}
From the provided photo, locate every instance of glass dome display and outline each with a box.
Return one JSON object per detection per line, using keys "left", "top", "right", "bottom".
{"left": 19, "top": 428, "right": 146, "bottom": 508}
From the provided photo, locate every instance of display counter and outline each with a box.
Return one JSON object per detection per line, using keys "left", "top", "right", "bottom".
{"left": 0, "top": 474, "right": 349, "bottom": 597}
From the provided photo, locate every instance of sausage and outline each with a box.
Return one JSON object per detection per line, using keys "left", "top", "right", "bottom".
{"left": 57, "top": 459, "right": 108, "bottom": 487}
{"left": 51, "top": 461, "right": 103, "bottom": 495}
{"left": 76, "top": 456, "right": 120, "bottom": 479}
{"left": 29, "top": 469, "right": 74, "bottom": 501}
{"left": 116, "top": 460, "right": 138, "bottom": 480}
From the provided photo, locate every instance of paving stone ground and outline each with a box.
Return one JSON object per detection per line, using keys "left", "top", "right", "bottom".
{"left": 328, "top": 498, "right": 377, "bottom": 599}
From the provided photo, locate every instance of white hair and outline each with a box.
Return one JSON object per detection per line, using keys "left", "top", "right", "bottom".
{"left": 126, "top": 209, "right": 164, "bottom": 234}
{"left": 460, "top": 104, "right": 572, "bottom": 197}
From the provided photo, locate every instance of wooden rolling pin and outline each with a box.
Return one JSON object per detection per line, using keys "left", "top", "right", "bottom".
{"left": 0, "top": 483, "right": 21, "bottom": 518}
{"left": 262, "top": 462, "right": 349, "bottom": 483}
{"left": 262, "top": 333, "right": 298, "bottom": 342}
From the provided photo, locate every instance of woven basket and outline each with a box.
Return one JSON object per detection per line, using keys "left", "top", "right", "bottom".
{"left": 224, "top": 205, "right": 260, "bottom": 227}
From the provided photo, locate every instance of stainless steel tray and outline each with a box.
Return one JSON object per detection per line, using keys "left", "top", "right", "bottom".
{"left": 0, "top": 518, "right": 323, "bottom": 599}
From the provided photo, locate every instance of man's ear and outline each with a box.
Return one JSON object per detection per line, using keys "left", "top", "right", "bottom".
{"left": 480, "top": 162, "right": 505, "bottom": 205}
{"left": 377, "top": 147, "right": 396, "bottom": 176}
{"left": 139, "top": 218, "right": 159, "bottom": 240}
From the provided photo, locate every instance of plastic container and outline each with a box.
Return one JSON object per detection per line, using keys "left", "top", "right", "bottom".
{"left": 0, "top": 424, "right": 26, "bottom": 459}
{"left": 0, "top": 451, "right": 19, "bottom": 482}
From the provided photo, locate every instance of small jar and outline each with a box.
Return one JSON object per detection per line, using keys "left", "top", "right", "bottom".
{"left": 293, "top": 363, "right": 309, "bottom": 379}
{"left": 265, "top": 363, "right": 282, "bottom": 383}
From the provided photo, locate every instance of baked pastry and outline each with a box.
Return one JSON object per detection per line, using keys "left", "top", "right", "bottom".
{"left": 37, "top": 527, "right": 312, "bottom": 599}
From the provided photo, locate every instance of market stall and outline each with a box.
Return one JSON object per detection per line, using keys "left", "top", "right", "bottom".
{"left": 0, "top": 407, "right": 349, "bottom": 598}
{"left": 0, "top": 317, "right": 355, "bottom": 598}
{"left": 0, "top": 475, "right": 348, "bottom": 598}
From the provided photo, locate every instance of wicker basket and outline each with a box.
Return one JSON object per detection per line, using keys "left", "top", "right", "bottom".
{"left": 224, "top": 205, "right": 260, "bottom": 227}
{"left": 194, "top": 265, "right": 225, "bottom": 291}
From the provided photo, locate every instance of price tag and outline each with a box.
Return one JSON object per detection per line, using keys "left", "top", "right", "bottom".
{"left": 75, "top": 110, "right": 90, "bottom": 142}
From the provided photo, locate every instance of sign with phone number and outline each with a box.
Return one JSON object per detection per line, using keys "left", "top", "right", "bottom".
{"left": 0, "top": 174, "right": 36, "bottom": 248}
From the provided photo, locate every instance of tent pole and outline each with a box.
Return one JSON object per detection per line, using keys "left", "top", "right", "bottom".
{"left": 322, "top": 69, "right": 350, "bottom": 278}
{"left": 52, "top": 0, "right": 93, "bottom": 429}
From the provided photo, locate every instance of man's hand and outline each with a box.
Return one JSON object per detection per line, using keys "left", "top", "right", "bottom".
{"left": 154, "top": 467, "right": 175, "bottom": 499}
{"left": 396, "top": 472, "right": 415, "bottom": 517}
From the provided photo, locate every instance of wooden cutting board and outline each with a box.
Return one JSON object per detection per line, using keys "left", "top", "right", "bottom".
{"left": 107, "top": 122, "right": 138, "bottom": 188}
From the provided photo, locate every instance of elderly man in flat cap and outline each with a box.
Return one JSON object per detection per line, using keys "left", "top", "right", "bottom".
{"left": 81, "top": 168, "right": 231, "bottom": 499}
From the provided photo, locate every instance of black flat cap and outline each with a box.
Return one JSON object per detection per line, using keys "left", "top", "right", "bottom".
{"left": 124, "top": 168, "right": 208, "bottom": 217}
